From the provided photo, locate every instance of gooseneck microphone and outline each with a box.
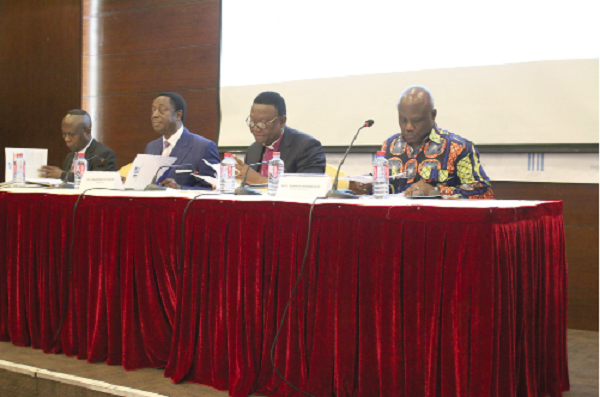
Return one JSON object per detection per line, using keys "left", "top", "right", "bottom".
{"left": 58, "top": 155, "right": 105, "bottom": 189}
{"left": 144, "top": 163, "right": 197, "bottom": 191}
{"left": 235, "top": 161, "right": 268, "bottom": 195}
{"left": 326, "top": 119, "right": 374, "bottom": 199}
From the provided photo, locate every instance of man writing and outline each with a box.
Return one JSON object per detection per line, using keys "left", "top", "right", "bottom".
{"left": 39, "top": 109, "right": 117, "bottom": 181}
{"left": 234, "top": 91, "right": 326, "bottom": 184}
{"left": 145, "top": 92, "right": 219, "bottom": 190}
{"left": 374, "top": 86, "right": 493, "bottom": 198}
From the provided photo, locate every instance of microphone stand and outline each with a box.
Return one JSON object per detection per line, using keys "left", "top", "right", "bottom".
{"left": 326, "top": 120, "right": 374, "bottom": 199}
{"left": 144, "top": 163, "right": 197, "bottom": 191}
{"left": 235, "top": 161, "right": 268, "bottom": 195}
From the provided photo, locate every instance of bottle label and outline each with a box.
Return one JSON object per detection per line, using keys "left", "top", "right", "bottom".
{"left": 76, "top": 163, "right": 86, "bottom": 176}
{"left": 221, "top": 165, "right": 234, "bottom": 179}
{"left": 373, "top": 165, "right": 389, "bottom": 181}
{"left": 269, "top": 164, "right": 279, "bottom": 180}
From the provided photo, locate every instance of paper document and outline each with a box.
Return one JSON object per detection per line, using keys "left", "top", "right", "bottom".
{"left": 192, "top": 159, "right": 222, "bottom": 188}
{"left": 5, "top": 148, "right": 48, "bottom": 183}
{"left": 26, "top": 178, "right": 63, "bottom": 187}
{"left": 339, "top": 175, "right": 374, "bottom": 184}
{"left": 123, "top": 154, "right": 177, "bottom": 190}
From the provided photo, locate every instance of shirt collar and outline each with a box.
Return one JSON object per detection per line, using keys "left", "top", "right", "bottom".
{"left": 163, "top": 125, "right": 184, "bottom": 147}
{"left": 78, "top": 138, "right": 94, "bottom": 155}
{"left": 429, "top": 123, "right": 443, "bottom": 144}
{"left": 264, "top": 129, "right": 284, "bottom": 150}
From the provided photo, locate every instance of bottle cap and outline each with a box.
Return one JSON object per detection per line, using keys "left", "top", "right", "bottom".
{"left": 273, "top": 152, "right": 280, "bottom": 156}
{"left": 224, "top": 153, "right": 231, "bottom": 157}
{"left": 377, "top": 151, "right": 385, "bottom": 156}
{"left": 78, "top": 153, "right": 85, "bottom": 158}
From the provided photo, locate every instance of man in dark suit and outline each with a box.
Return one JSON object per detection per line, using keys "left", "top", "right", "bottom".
{"left": 145, "top": 92, "right": 219, "bottom": 190}
{"left": 234, "top": 91, "right": 326, "bottom": 184}
{"left": 39, "top": 109, "right": 117, "bottom": 181}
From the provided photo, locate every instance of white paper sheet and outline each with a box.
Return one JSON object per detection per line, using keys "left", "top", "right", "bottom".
{"left": 123, "top": 154, "right": 177, "bottom": 190}
{"left": 26, "top": 178, "right": 63, "bottom": 187}
{"left": 5, "top": 148, "right": 48, "bottom": 183}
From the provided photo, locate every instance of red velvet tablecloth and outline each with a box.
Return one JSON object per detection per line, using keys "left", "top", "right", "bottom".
{"left": 0, "top": 191, "right": 569, "bottom": 397}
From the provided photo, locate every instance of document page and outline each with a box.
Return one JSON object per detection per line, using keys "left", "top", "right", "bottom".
{"left": 123, "top": 154, "right": 176, "bottom": 190}
{"left": 5, "top": 148, "right": 48, "bottom": 183}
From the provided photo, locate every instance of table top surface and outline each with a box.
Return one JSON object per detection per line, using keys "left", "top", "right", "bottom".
{"left": 0, "top": 187, "right": 555, "bottom": 209}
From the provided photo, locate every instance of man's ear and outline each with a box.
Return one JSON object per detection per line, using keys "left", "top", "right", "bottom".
{"left": 176, "top": 110, "right": 183, "bottom": 121}
{"left": 431, "top": 109, "right": 437, "bottom": 122}
{"left": 279, "top": 115, "right": 287, "bottom": 127}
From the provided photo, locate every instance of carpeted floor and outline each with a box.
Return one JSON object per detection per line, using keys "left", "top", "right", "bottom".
{"left": 0, "top": 329, "right": 597, "bottom": 397}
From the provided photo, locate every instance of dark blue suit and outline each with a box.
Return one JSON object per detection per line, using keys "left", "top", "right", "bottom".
{"left": 145, "top": 127, "right": 219, "bottom": 190}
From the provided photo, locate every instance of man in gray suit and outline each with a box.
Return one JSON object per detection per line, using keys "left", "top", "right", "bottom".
{"left": 234, "top": 91, "right": 326, "bottom": 184}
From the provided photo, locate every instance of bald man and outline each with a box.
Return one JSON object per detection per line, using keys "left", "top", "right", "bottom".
{"left": 39, "top": 109, "right": 117, "bottom": 181}
{"left": 380, "top": 86, "right": 493, "bottom": 198}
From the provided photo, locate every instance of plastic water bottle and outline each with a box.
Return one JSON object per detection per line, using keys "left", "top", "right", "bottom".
{"left": 13, "top": 153, "right": 26, "bottom": 187}
{"left": 220, "top": 153, "right": 236, "bottom": 193}
{"left": 373, "top": 151, "right": 389, "bottom": 199}
{"left": 268, "top": 152, "right": 284, "bottom": 196}
{"left": 74, "top": 153, "right": 88, "bottom": 189}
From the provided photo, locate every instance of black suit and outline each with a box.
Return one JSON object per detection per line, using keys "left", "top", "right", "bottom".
{"left": 60, "top": 139, "right": 117, "bottom": 182}
{"left": 244, "top": 126, "right": 326, "bottom": 173}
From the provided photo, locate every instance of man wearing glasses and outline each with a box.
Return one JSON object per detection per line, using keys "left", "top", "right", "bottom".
{"left": 38, "top": 109, "right": 117, "bottom": 181}
{"left": 234, "top": 91, "right": 326, "bottom": 184}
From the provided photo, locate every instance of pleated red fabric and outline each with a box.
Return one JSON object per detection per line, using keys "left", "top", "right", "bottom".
{"left": 0, "top": 192, "right": 569, "bottom": 397}
{"left": 164, "top": 200, "right": 569, "bottom": 397}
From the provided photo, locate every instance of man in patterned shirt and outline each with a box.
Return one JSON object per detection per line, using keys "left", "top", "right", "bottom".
{"left": 381, "top": 86, "right": 493, "bottom": 199}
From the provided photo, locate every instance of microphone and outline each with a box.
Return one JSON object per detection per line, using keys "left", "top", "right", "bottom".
{"left": 144, "top": 163, "right": 197, "bottom": 191}
{"left": 326, "top": 120, "right": 374, "bottom": 199}
{"left": 235, "top": 161, "right": 268, "bottom": 195}
{"left": 58, "top": 155, "right": 105, "bottom": 189}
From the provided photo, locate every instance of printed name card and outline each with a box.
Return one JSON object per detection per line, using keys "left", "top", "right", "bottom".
{"left": 79, "top": 171, "right": 123, "bottom": 190}
{"left": 276, "top": 174, "right": 332, "bottom": 198}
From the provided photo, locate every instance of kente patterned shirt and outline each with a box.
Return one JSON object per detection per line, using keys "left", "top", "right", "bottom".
{"left": 380, "top": 124, "right": 494, "bottom": 199}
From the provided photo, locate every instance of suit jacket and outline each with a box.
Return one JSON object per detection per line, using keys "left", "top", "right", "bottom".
{"left": 145, "top": 127, "right": 219, "bottom": 190}
{"left": 244, "top": 126, "right": 326, "bottom": 174}
{"left": 61, "top": 139, "right": 117, "bottom": 182}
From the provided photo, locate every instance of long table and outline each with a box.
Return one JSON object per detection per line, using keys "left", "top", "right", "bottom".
{"left": 0, "top": 189, "right": 569, "bottom": 397}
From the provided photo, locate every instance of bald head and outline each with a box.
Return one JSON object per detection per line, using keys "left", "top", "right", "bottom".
{"left": 62, "top": 110, "right": 92, "bottom": 152}
{"left": 398, "top": 85, "right": 435, "bottom": 110}
{"left": 397, "top": 86, "right": 437, "bottom": 149}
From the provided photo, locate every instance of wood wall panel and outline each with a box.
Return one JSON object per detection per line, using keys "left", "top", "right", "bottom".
{"left": 0, "top": 0, "right": 81, "bottom": 170}
{"left": 492, "top": 181, "right": 599, "bottom": 227}
{"left": 84, "top": 0, "right": 195, "bottom": 16}
{"left": 82, "top": 45, "right": 219, "bottom": 96}
{"left": 82, "top": 0, "right": 220, "bottom": 169}
{"left": 83, "top": 1, "right": 219, "bottom": 56}
{"left": 565, "top": 227, "right": 599, "bottom": 331}
{"left": 82, "top": 89, "right": 218, "bottom": 167}
{"left": 492, "top": 181, "right": 599, "bottom": 331}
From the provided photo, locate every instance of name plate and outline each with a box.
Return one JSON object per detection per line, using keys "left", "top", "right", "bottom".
{"left": 79, "top": 171, "right": 123, "bottom": 190}
{"left": 276, "top": 174, "right": 332, "bottom": 198}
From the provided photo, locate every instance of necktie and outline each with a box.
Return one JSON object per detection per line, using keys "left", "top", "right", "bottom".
{"left": 162, "top": 141, "right": 170, "bottom": 157}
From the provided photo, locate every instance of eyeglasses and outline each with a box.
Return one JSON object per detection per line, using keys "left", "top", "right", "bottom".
{"left": 246, "top": 116, "right": 278, "bottom": 130}
{"left": 62, "top": 132, "right": 79, "bottom": 138}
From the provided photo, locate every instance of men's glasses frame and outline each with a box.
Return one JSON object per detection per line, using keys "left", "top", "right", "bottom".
{"left": 246, "top": 116, "right": 278, "bottom": 130}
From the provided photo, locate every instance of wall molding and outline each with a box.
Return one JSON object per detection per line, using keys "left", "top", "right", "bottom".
{"left": 218, "top": 143, "right": 599, "bottom": 154}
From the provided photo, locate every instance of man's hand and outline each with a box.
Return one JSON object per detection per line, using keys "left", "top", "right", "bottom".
{"left": 351, "top": 181, "right": 373, "bottom": 195}
{"left": 233, "top": 154, "right": 267, "bottom": 185}
{"left": 38, "top": 165, "right": 63, "bottom": 179}
{"left": 159, "top": 178, "right": 181, "bottom": 190}
{"left": 404, "top": 180, "right": 437, "bottom": 197}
